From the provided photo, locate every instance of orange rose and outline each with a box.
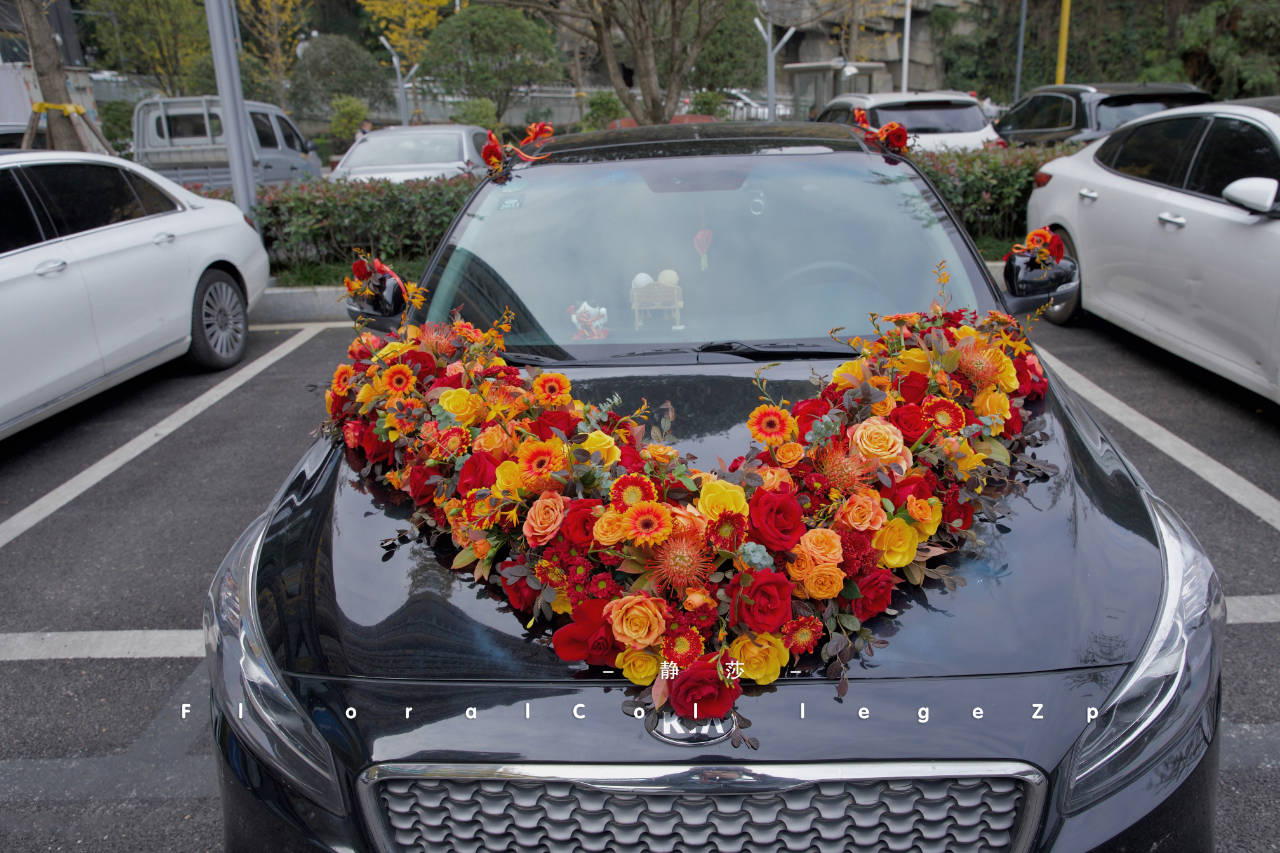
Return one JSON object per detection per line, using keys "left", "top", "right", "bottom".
{"left": 797, "top": 528, "right": 843, "bottom": 567}
{"left": 522, "top": 490, "right": 569, "bottom": 546}
{"left": 868, "top": 376, "right": 896, "bottom": 417}
{"left": 643, "top": 443, "right": 678, "bottom": 465}
{"left": 602, "top": 594, "right": 669, "bottom": 650}
{"left": 684, "top": 587, "right": 715, "bottom": 610}
{"left": 592, "top": 509, "right": 629, "bottom": 547}
{"left": 849, "top": 417, "right": 912, "bottom": 471}
{"left": 834, "top": 488, "right": 887, "bottom": 532}
{"left": 786, "top": 550, "right": 815, "bottom": 587}
{"left": 757, "top": 466, "right": 795, "bottom": 492}
{"left": 774, "top": 442, "right": 804, "bottom": 468}
{"left": 473, "top": 424, "right": 514, "bottom": 456}
{"left": 972, "top": 388, "right": 1011, "bottom": 435}
{"left": 908, "top": 495, "right": 944, "bottom": 538}
{"left": 803, "top": 564, "right": 846, "bottom": 600}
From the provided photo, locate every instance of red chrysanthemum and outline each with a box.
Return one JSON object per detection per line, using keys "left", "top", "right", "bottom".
{"left": 747, "top": 404, "right": 797, "bottom": 447}
{"left": 662, "top": 625, "right": 705, "bottom": 668}
{"left": 708, "top": 511, "right": 748, "bottom": 552}
{"left": 610, "top": 473, "right": 658, "bottom": 508}
{"left": 921, "top": 396, "right": 966, "bottom": 434}
{"left": 781, "top": 616, "right": 824, "bottom": 655}
{"left": 623, "top": 500, "right": 673, "bottom": 547}
{"left": 649, "top": 531, "right": 714, "bottom": 593}
{"left": 531, "top": 372, "right": 572, "bottom": 408}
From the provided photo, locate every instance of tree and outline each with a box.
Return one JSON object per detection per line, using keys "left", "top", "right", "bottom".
{"left": 15, "top": 0, "right": 79, "bottom": 149}
{"left": 85, "top": 0, "right": 207, "bottom": 96}
{"left": 1180, "top": 0, "right": 1280, "bottom": 98}
{"left": 358, "top": 0, "right": 457, "bottom": 68}
{"left": 237, "top": 0, "right": 310, "bottom": 106}
{"left": 421, "top": 6, "right": 562, "bottom": 118}
{"left": 183, "top": 51, "right": 278, "bottom": 102}
{"left": 288, "top": 34, "right": 393, "bottom": 113}
{"left": 688, "top": 0, "right": 765, "bottom": 92}
{"left": 492, "top": 0, "right": 733, "bottom": 124}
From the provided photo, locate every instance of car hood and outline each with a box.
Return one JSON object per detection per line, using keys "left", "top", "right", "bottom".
{"left": 256, "top": 359, "right": 1162, "bottom": 683}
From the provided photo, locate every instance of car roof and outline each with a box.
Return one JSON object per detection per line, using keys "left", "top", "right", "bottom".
{"left": 0, "top": 149, "right": 136, "bottom": 166}
{"left": 1226, "top": 96, "right": 1280, "bottom": 118}
{"left": 1112, "top": 99, "right": 1280, "bottom": 130}
{"left": 1028, "top": 82, "right": 1206, "bottom": 97}
{"left": 525, "top": 121, "right": 874, "bottom": 162}
{"left": 363, "top": 124, "right": 484, "bottom": 136}
{"left": 823, "top": 90, "right": 980, "bottom": 108}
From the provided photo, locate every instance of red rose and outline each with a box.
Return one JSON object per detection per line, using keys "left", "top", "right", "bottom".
{"left": 529, "top": 409, "right": 582, "bottom": 441}
{"left": 943, "top": 488, "right": 974, "bottom": 531}
{"left": 352, "top": 258, "right": 371, "bottom": 280}
{"left": 897, "top": 372, "right": 929, "bottom": 404}
{"left": 552, "top": 600, "right": 620, "bottom": 666}
{"left": 727, "top": 569, "right": 794, "bottom": 634}
{"left": 889, "top": 403, "right": 928, "bottom": 444}
{"left": 427, "top": 372, "right": 464, "bottom": 392}
{"left": 1005, "top": 406, "right": 1024, "bottom": 436}
{"left": 500, "top": 572, "right": 538, "bottom": 611}
{"left": 405, "top": 464, "right": 438, "bottom": 504}
{"left": 882, "top": 123, "right": 909, "bottom": 150}
{"left": 342, "top": 419, "right": 367, "bottom": 450}
{"left": 561, "top": 499, "right": 602, "bottom": 550}
{"left": 457, "top": 451, "right": 500, "bottom": 494}
{"left": 849, "top": 568, "right": 897, "bottom": 621}
{"left": 668, "top": 658, "right": 742, "bottom": 720}
{"left": 748, "top": 490, "right": 805, "bottom": 552}
{"left": 792, "top": 398, "right": 832, "bottom": 443}
{"left": 618, "top": 443, "right": 645, "bottom": 473}
{"left": 882, "top": 472, "right": 936, "bottom": 509}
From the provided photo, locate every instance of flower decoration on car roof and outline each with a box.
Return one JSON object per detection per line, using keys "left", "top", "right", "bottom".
{"left": 324, "top": 261, "right": 1053, "bottom": 739}
{"left": 482, "top": 122, "right": 555, "bottom": 183}
{"left": 851, "top": 109, "right": 910, "bottom": 156}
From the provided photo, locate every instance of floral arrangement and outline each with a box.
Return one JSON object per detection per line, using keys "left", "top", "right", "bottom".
{"left": 852, "top": 108, "right": 910, "bottom": 155}
{"left": 481, "top": 122, "right": 554, "bottom": 183}
{"left": 1004, "top": 226, "right": 1066, "bottom": 267}
{"left": 324, "top": 261, "right": 1050, "bottom": 734}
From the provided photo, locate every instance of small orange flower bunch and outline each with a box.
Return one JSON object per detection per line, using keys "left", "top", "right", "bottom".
{"left": 481, "top": 122, "right": 555, "bottom": 183}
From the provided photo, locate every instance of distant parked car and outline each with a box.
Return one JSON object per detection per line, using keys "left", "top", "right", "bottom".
{"left": 329, "top": 124, "right": 488, "bottom": 183}
{"left": 0, "top": 150, "right": 269, "bottom": 439}
{"left": 0, "top": 121, "right": 46, "bottom": 149}
{"left": 994, "top": 83, "right": 1211, "bottom": 146}
{"left": 815, "top": 91, "right": 1000, "bottom": 151}
{"left": 1027, "top": 97, "right": 1280, "bottom": 402}
{"left": 132, "top": 96, "right": 322, "bottom": 189}
{"left": 722, "top": 89, "right": 793, "bottom": 121}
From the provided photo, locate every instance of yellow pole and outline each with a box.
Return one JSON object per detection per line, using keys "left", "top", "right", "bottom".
{"left": 1056, "top": 0, "right": 1071, "bottom": 84}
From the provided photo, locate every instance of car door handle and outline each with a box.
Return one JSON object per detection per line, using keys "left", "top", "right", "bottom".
{"left": 35, "top": 259, "right": 67, "bottom": 276}
{"left": 1078, "top": 188, "right": 1099, "bottom": 200}
{"left": 1157, "top": 212, "right": 1187, "bottom": 228}
{"left": 153, "top": 232, "right": 176, "bottom": 245}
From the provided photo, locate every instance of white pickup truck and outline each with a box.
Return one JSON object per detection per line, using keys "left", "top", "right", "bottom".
{"left": 132, "top": 96, "right": 322, "bottom": 189}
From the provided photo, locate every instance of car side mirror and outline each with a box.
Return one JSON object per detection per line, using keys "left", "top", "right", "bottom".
{"left": 306, "top": 139, "right": 318, "bottom": 154}
{"left": 1002, "top": 253, "right": 1079, "bottom": 315}
{"left": 345, "top": 274, "right": 408, "bottom": 334}
{"left": 1222, "top": 177, "right": 1279, "bottom": 216}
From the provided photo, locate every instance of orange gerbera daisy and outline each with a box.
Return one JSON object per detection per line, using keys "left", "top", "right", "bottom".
{"left": 610, "top": 473, "right": 658, "bottom": 508}
{"left": 921, "top": 396, "right": 966, "bottom": 434}
{"left": 516, "top": 438, "right": 566, "bottom": 490}
{"left": 331, "top": 364, "right": 355, "bottom": 394}
{"left": 379, "top": 363, "right": 416, "bottom": 396}
{"left": 623, "top": 500, "right": 673, "bottom": 547}
{"left": 662, "top": 625, "right": 705, "bottom": 667}
{"left": 781, "top": 615, "right": 824, "bottom": 654}
{"left": 649, "top": 531, "right": 713, "bottom": 593}
{"left": 747, "top": 404, "right": 797, "bottom": 447}
{"left": 532, "top": 372, "right": 572, "bottom": 408}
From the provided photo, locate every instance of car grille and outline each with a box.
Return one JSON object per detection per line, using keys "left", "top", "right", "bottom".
{"left": 362, "top": 764, "right": 1042, "bottom": 853}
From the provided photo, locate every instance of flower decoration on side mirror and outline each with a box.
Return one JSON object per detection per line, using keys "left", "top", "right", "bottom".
{"left": 1004, "top": 227, "right": 1065, "bottom": 268}
{"left": 344, "top": 252, "right": 425, "bottom": 319}
{"left": 483, "top": 123, "right": 555, "bottom": 184}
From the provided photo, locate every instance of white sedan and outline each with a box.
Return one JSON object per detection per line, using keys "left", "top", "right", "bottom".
{"left": 1027, "top": 99, "right": 1280, "bottom": 403}
{"left": 0, "top": 150, "right": 269, "bottom": 440}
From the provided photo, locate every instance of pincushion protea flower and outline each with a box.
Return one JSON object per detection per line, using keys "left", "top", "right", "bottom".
{"left": 650, "top": 531, "right": 714, "bottom": 594}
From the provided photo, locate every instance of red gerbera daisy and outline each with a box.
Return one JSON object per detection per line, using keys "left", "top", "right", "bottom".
{"left": 434, "top": 426, "right": 470, "bottom": 457}
{"left": 380, "top": 363, "right": 416, "bottom": 395}
{"left": 921, "top": 396, "right": 966, "bottom": 434}
{"left": 610, "top": 473, "right": 658, "bottom": 508}
{"left": 781, "top": 615, "right": 825, "bottom": 655}
{"left": 531, "top": 372, "right": 572, "bottom": 408}
{"left": 708, "top": 511, "right": 748, "bottom": 552}
{"left": 662, "top": 625, "right": 705, "bottom": 668}
{"left": 747, "top": 404, "right": 797, "bottom": 447}
{"left": 649, "top": 531, "right": 714, "bottom": 593}
{"left": 623, "top": 500, "right": 673, "bottom": 547}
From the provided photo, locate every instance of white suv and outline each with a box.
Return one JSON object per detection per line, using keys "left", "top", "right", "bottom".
{"left": 816, "top": 91, "right": 1001, "bottom": 152}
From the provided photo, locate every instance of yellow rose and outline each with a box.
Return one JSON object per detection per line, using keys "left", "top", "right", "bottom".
{"left": 894, "top": 347, "right": 932, "bottom": 375}
{"left": 872, "top": 517, "right": 920, "bottom": 569}
{"left": 602, "top": 594, "right": 669, "bottom": 650}
{"left": 592, "top": 509, "right": 629, "bottom": 547}
{"left": 993, "top": 349, "right": 1019, "bottom": 393}
{"left": 774, "top": 442, "right": 804, "bottom": 468}
{"left": 697, "top": 479, "right": 748, "bottom": 521}
{"left": 493, "top": 460, "right": 524, "bottom": 500}
{"left": 908, "top": 495, "right": 943, "bottom": 538}
{"left": 615, "top": 649, "right": 660, "bottom": 686}
{"left": 439, "top": 388, "right": 486, "bottom": 426}
{"left": 578, "top": 429, "right": 622, "bottom": 467}
{"left": 803, "top": 563, "right": 846, "bottom": 600}
{"left": 850, "top": 417, "right": 911, "bottom": 470}
{"left": 832, "top": 358, "right": 869, "bottom": 390}
{"left": 727, "top": 633, "right": 789, "bottom": 685}
{"left": 972, "top": 388, "right": 1011, "bottom": 435}
{"left": 834, "top": 488, "right": 888, "bottom": 532}
{"left": 798, "top": 528, "right": 844, "bottom": 567}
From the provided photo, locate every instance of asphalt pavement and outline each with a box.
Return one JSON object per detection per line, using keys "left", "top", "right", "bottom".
{"left": 0, "top": 311, "right": 1276, "bottom": 851}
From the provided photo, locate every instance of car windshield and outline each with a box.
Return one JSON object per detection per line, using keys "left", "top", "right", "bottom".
{"left": 418, "top": 150, "right": 990, "bottom": 360}
{"left": 870, "top": 102, "right": 988, "bottom": 133}
{"left": 343, "top": 133, "right": 464, "bottom": 168}
{"left": 1096, "top": 97, "right": 1194, "bottom": 132}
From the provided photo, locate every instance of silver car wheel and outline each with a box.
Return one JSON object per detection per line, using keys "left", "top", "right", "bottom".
{"left": 202, "top": 279, "right": 246, "bottom": 358}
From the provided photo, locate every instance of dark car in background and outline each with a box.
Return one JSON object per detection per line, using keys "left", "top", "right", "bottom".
{"left": 994, "top": 83, "right": 1212, "bottom": 146}
{"left": 206, "top": 123, "right": 1223, "bottom": 852}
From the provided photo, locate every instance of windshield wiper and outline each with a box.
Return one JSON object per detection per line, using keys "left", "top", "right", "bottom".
{"left": 499, "top": 350, "right": 566, "bottom": 366}
{"left": 696, "top": 340, "right": 856, "bottom": 360}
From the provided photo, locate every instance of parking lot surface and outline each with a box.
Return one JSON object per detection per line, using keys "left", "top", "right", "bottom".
{"left": 0, "top": 314, "right": 1276, "bottom": 851}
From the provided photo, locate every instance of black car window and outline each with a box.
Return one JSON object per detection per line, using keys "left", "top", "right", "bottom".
{"left": 277, "top": 116, "right": 306, "bottom": 152}
{"left": 1109, "top": 117, "right": 1208, "bottom": 187}
{"left": 471, "top": 131, "right": 488, "bottom": 156}
{"left": 1094, "top": 127, "right": 1131, "bottom": 167}
{"left": 1001, "top": 95, "right": 1071, "bottom": 131}
{"left": 156, "top": 112, "right": 223, "bottom": 140}
{"left": 0, "top": 169, "right": 44, "bottom": 253}
{"left": 23, "top": 163, "right": 147, "bottom": 236}
{"left": 819, "top": 107, "right": 852, "bottom": 125}
{"left": 871, "top": 102, "right": 989, "bottom": 133}
{"left": 1186, "top": 117, "right": 1280, "bottom": 198}
{"left": 122, "top": 170, "right": 179, "bottom": 215}
{"left": 251, "top": 112, "right": 279, "bottom": 149}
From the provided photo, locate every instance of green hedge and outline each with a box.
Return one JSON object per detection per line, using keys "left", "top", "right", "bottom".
{"left": 913, "top": 143, "right": 1083, "bottom": 241}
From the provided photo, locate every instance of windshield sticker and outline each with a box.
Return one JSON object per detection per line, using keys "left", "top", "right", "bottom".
{"left": 499, "top": 196, "right": 523, "bottom": 210}
{"left": 569, "top": 302, "right": 608, "bottom": 339}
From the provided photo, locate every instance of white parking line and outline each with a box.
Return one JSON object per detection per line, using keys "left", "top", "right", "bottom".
{"left": 0, "top": 326, "right": 326, "bottom": 552}
{"left": 1226, "top": 594, "right": 1280, "bottom": 625}
{"left": 252, "top": 320, "right": 351, "bottom": 332}
{"left": 1036, "top": 348, "right": 1280, "bottom": 534}
{"left": 0, "top": 630, "right": 203, "bottom": 660}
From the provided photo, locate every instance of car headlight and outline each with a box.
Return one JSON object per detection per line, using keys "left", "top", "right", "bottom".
{"left": 1064, "top": 495, "right": 1224, "bottom": 811}
{"left": 205, "top": 512, "right": 345, "bottom": 813}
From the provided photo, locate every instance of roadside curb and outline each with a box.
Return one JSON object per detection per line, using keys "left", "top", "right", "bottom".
{"left": 250, "top": 285, "right": 349, "bottom": 324}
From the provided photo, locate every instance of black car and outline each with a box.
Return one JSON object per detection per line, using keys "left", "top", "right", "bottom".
{"left": 994, "top": 83, "right": 1212, "bottom": 146}
{"left": 206, "top": 123, "right": 1223, "bottom": 851}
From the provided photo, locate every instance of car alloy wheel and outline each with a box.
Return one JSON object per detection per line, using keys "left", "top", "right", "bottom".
{"left": 188, "top": 269, "right": 248, "bottom": 369}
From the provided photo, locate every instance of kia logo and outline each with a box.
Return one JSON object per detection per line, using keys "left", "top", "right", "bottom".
{"left": 646, "top": 709, "right": 736, "bottom": 746}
